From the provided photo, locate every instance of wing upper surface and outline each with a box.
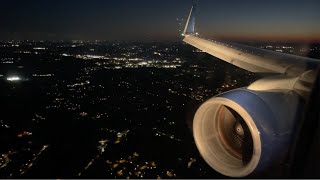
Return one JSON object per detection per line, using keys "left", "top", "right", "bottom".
{"left": 183, "top": 35, "right": 319, "bottom": 78}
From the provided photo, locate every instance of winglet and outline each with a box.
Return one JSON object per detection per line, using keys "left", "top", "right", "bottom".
{"left": 183, "top": 3, "right": 197, "bottom": 36}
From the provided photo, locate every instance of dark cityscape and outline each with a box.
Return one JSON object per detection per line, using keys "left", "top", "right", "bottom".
{"left": 1, "top": 0, "right": 320, "bottom": 179}
{"left": 0, "top": 40, "right": 319, "bottom": 178}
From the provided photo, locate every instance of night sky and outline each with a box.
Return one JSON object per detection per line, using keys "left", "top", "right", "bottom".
{"left": 0, "top": 0, "right": 319, "bottom": 42}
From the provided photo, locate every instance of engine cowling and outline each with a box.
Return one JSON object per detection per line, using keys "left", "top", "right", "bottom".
{"left": 193, "top": 88, "right": 304, "bottom": 177}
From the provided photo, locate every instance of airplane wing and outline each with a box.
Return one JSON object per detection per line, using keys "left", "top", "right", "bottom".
{"left": 184, "top": 3, "right": 320, "bottom": 178}
{"left": 182, "top": 5, "right": 319, "bottom": 83}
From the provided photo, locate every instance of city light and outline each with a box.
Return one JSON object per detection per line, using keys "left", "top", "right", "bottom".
{"left": 6, "top": 76, "right": 21, "bottom": 82}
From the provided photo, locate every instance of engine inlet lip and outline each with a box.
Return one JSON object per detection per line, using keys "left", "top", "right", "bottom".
{"left": 193, "top": 97, "right": 262, "bottom": 177}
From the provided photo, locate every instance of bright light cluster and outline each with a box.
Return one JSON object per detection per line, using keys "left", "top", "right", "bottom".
{"left": 7, "top": 76, "right": 21, "bottom": 82}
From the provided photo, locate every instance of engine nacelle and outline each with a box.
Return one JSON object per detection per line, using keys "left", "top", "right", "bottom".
{"left": 193, "top": 88, "right": 304, "bottom": 177}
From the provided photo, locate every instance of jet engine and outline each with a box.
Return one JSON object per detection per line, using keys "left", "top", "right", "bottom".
{"left": 193, "top": 88, "right": 304, "bottom": 177}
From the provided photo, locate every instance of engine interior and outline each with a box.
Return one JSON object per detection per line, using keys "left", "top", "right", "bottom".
{"left": 193, "top": 97, "right": 261, "bottom": 177}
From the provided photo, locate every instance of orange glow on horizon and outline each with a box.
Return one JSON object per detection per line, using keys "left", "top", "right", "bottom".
{"left": 209, "top": 33, "right": 320, "bottom": 43}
